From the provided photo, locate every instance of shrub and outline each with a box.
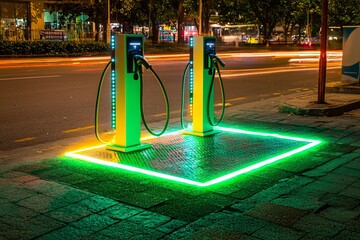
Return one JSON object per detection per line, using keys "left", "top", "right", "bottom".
{"left": 0, "top": 40, "right": 110, "bottom": 56}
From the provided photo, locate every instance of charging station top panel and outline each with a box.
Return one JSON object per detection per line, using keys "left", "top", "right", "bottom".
{"left": 126, "top": 36, "right": 143, "bottom": 73}
{"left": 204, "top": 37, "right": 216, "bottom": 69}
{"left": 204, "top": 37, "right": 216, "bottom": 52}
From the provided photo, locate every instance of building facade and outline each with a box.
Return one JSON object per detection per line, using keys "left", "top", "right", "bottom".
{"left": 0, "top": 0, "right": 93, "bottom": 40}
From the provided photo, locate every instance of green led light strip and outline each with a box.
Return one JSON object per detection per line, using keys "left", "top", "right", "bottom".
{"left": 67, "top": 150, "right": 205, "bottom": 187}
{"left": 110, "top": 34, "right": 116, "bottom": 129}
{"left": 65, "top": 127, "right": 321, "bottom": 187}
{"left": 189, "top": 36, "right": 194, "bottom": 116}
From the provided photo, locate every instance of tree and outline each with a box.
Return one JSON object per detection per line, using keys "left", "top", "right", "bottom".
{"left": 182, "top": 0, "right": 199, "bottom": 35}
{"left": 112, "top": 0, "right": 148, "bottom": 33}
{"left": 93, "top": 0, "right": 109, "bottom": 42}
{"left": 217, "top": 0, "right": 255, "bottom": 25}
{"left": 246, "top": 0, "right": 284, "bottom": 44}
{"left": 279, "top": 0, "right": 298, "bottom": 42}
{"left": 179, "top": 0, "right": 215, "bottom": 35}
{"left": 148, "top": 0, "right": 176, "bottom": 43}
{"left": 168, "top": 0, "right": 198, "bottom": 43}
{"left": 295, "top": 0, "right": 321, "bottom": 38}
{"left": 202, "top": 0, "right": 213, "bottom": 34}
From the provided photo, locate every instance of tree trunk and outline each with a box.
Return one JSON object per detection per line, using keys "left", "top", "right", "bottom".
{"left": 202, "top": 0, "right": 211, "bottom": 34}
{"left": 94, "top": 0, "right": 100, "bottom": 41}
{"left": 101, "top": 15, "right": 107, "bottom": 42}
{"left": 262, "top": 23, "right": 268, "bottom": 44}
{"left": 177, "top": 0, "right": 184, "bottom": 44}
{"left": 151, "top": 18, "right": 159, "bottom": 43}
{"left": 194, "top": 18, "right": 199, "bottom": 35}
{"left": 203, "top": 15, "right": 210, "bottom": 34}
{"left": 102, "top": 0, "right": 109, "bottom": 43}
{"left": 149, "top": 0, "right": 158, "bottom": 43}
{"left": 289, "top": 24, "right": 295, "bottom": 42}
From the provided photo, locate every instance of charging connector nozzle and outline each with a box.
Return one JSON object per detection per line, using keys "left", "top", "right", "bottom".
{"left": 209, "top": 54, "right": 225, "bottom": 68}
{"left": 133, "top": 54, "right": 152, "bottom": 70}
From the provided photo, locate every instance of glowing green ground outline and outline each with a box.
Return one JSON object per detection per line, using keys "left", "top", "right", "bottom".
{"left": 65, "top": 127, "right": 321, "bottom": 187}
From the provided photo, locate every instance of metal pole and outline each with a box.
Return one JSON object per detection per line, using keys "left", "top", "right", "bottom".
{"left": 317, "top": 0, "right": 328, "bottom": 103}
{"left": 199, "top": 0, "right": 202, "bottom": 35}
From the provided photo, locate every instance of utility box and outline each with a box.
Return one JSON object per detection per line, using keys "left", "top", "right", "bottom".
{"left": 342, "top": 26, "right": 360, "bottom": 83}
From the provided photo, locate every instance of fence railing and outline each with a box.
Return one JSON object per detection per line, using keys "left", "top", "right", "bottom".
{"left": 0, "top": 29, "right": 103, "bottom": 41}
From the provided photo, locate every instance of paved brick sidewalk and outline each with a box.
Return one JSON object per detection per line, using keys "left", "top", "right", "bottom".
{"left": 0, "top": 91, "right": 359, "bottom": 239}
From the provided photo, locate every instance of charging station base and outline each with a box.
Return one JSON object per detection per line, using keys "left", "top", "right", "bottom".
{"left": 106, "top": 143, "right": 152, "bottom": 153}
{"left": 182, "top": 129, "right": 220, "bottom": 137}
{"left": 66, "top": 127, "right": 320, "bottom": 187}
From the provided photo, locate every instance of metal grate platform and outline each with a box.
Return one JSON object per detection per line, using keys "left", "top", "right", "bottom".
{"left": 66, "top": 127, "right": 321, "bottom": 187}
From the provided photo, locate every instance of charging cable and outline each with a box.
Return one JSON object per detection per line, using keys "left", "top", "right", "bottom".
{"left": 207, "top": 55, "right": 226, "bottom": 126}
{"left": 180, "top": 55, "right": 225, "bottom": 129}
{"left": 133, "top": 55, "right": 170, "bottom": 136}
{"left": 95, "top": 61, "right": 111, "bottom": 144}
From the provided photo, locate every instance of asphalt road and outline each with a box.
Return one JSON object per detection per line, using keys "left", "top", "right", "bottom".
{"left": 0, "top": 51, "right": 342, "bottom": 151}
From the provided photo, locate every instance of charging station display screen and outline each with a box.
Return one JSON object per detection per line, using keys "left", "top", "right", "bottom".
{"left": 205, "top": 38, "right": 216, "bottom": 53}
{"left": 204, "top": 38, "right": 216, "bottom": 69}
{"left": 127, "top": 37, "right": 143, "bottom": 73}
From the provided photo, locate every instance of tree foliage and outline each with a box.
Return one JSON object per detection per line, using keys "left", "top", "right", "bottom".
{"left": 246, "top": 0, "right": 284, "bottom": 42}
{"left": 44, "top": 0, "right": 360, "bottom": 43}
{"left": 112, "top": 0, "right": 148, "bottom": 32}
{"left": 216, "top": 0, "right": 254, "bottom": 24}
{"left": 329, "top": 0, "right": 360, "bottom": 27}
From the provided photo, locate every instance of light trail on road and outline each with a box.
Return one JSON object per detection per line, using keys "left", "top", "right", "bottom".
{"left": 0, "top": 75, "right": 61, "bottom": 81}
{"left": 289, "top": 58, "right": 342, "bottom": 63}
{"left": 221, "top": 66, "right": 341, "bottom": 78}
{"left": 0, "top": 51, "right": 343, "bottom": 68}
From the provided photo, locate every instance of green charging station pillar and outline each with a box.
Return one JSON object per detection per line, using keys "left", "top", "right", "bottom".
{"left": 107, "top": 34, "right": 151, "bottom": 152}
{"left": 184, "top": 36, "right": 218, "bottom": 137}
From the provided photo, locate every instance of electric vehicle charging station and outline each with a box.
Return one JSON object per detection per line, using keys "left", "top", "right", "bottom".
{"left": 107, "top": 34, "right": 151, "bottom": 152}
{"left": 182, "top": 36, "right": 226, "bottom": 136}
{"left": 95, "top": 34, "right": 170, "bottom": 153}
{"left": 66, "top": 34, "right": 321, "bottom": 188}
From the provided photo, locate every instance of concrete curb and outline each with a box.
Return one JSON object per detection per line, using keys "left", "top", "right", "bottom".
{"left": 279, "top": 99, "right": 360, "bottom": 116}
{"left": 326, "top": 82, "right": 360, "bottom": 94}
{"left": 278, "top": 93, "right": 360, "bottom": 117}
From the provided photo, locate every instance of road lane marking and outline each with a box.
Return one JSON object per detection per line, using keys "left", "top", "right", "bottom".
{"left": 287, "top": 88, "right": 305, "bottom": 92}
{"left": 153, "top": 110, "right": 181, "bottom": 117}
{"left": 0, "top": 75, "right": 61, "bottom": 81}
{"left": 14, "top": 137, "right": 36, "bottom": 143}
{"left": 63, "top": 125, "right": 94, "bottom": 133}
{"left": 227, "top": 97, "right": 246, "bottom": 102}
{"left": 214, "top": 102, "right": 232, "bottom": 107}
